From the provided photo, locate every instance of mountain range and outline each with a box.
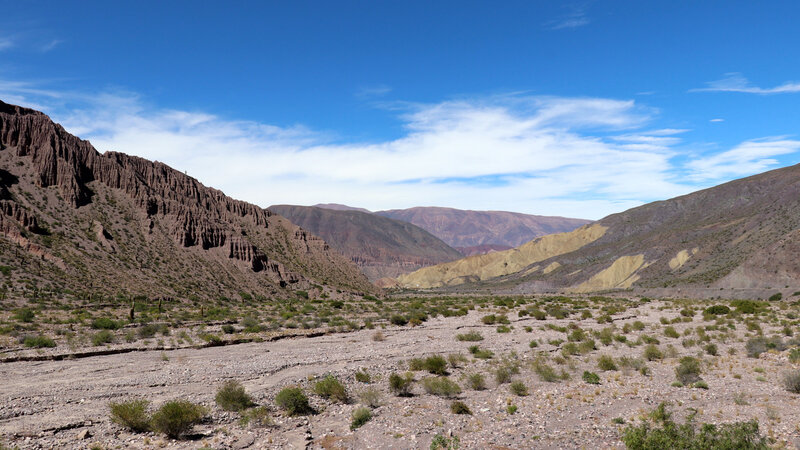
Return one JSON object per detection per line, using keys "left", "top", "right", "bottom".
{"left": 268, "top": 205, "right": 462, "bottom": 281}
{"left": 0, "top": 100, "right": 375, "bottom": 301}
{"left": 398, "top": 163, "right": 800, "bottom": 296}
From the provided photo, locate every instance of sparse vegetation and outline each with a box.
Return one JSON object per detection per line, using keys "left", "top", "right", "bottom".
{"left": 350, "top": 406, "right": 372, "bottom": 430}
{"left": 456, "top": 331, "right": 483, "bottom": 341}
{"left": 109, "top": 399, "right": 151, "bottom": 432}
{"left": 314, "top": 375, "right": 348, "bottom": 403}
{"left": 215, "top": 380, "right": 254, "bottom": 411}
{"left": 150, "top": 400, "right": 207, "bottom": 439}
{"left": 275, "top": 387, "right": 313, "bottom": 415}
{"left": 422, "top": 377, "right": 462, "bottom": 398}
{"left": 389, "top": 372, "right": 414, "bottom": 396}
{"left": 450, "top": 400, "right": 472, "bottom": 414}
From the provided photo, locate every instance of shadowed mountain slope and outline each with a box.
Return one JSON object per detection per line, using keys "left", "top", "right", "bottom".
{"left": 269, "top": 205, "right": 463, "bottom": 281}
{"left": 0, "top": 100, "right": 376, "bottom": 301}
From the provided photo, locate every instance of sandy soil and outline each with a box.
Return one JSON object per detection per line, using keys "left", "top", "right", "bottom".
{"left": 2, "top": 301, "right": 800, "bottom": 449}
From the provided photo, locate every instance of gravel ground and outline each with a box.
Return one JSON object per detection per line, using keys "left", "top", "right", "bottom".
{"left": 2, "top": 300, "right": 800, "bottom": 449}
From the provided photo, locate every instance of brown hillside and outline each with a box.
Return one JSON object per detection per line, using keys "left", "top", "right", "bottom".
{"left": 376, "top": 206, "right": 591, "bottom": 249}
{"left": 0, "top": 100, "right": 376, "bottom": 301}
{"left": 399, "top": 163, "right": 800, "bottom": 295}
{"left": 269, "top": 205, "right": 462, "bottom": 280}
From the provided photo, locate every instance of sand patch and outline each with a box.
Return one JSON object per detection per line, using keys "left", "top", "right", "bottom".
{"left": 571, "top": 254, "right": 646, "bottom": 293}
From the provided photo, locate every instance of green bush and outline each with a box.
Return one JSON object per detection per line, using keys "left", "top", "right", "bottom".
{"left": 314, "top": 375, "right": 348, "bottom": 403}
{"left": 455, "top": 331, "right": 483, "bottom": 341}
{"left": 22, "top": 335, "right": 56, "bottom": 348}
{"left": 389, "top": 372, "right": 414, "bottom": 396}
{"left": 215, "top": 380, "right": 254, "bottom": 411}
{"left": 390, "top": 315, "right": 408, "bottom": 326}
{"left": 468, "top": 345, "right": 493, "bottom": 359}
{"left": 450, "top": 401, "right": 472, "bottom": 415}
{"left": 598, "top": 354, "right": 617, "bottom": 371}
{"left": 622, "top": 403, "right": 767, "bottom": 449}
{"left": 350, "top": 406, "right": 372, "bottom": 430}
{"left": 13, "top": 308, "right": 35, "bottom": 323}
{"left": 783, "top": 369, "right": 800, "bottom": 393}
{"left": 355, "top": 369, "right": 371, "bottom": 383}
{"left": 358, "top": 387, "right": 382, "bottom": 408}
{"left": 703, "top": 305, "right": 730, "bottom": 315}
{"left": 643, "top": 344, "right": 663, "bottom": 361}
{"left": 534, "top": 362, "right": 568, "bottom": 382}
{"left": 276, "top": 387, "right": 313, "bottom": 415}
{"left": 664, "top": 327, "right": 679, "bottom": 339}
{"left": 422, "top": 377, "right": 462, "bottom": 398}
{"left": 91, "top": 317, "right": 122, "bottom": 330}
{"left": 239, "top": 406, "right": 273, "bottom": 428}
{"left": 466, "top": 373, "right": 486, "bottom": 390}
{"left": 419, "top": 355, "right": 448, "bottom": 375}
{"left": 509, "top": 380, "right": 528, "bottom": 396}
{"left": 150, "top": 400, "right": 207, "bottom": 439}
{"left": 109, "top": 399, "right": 151, "bottom": 432}
{"left": 675, "top": 356, "right": 703, "bottom": 385}
{"left": 768, "top": 292, "right": 783, "bottom": 301}
{"left": 92, "top": 330, "right": 114, "bottom": 346}
{"left": 583, "top": 371, "right": 601, "bottom": 384}
{"left": 496, "top": 325, "right": 511, "bottom": 333}
{"left": 704, "top": 343, "right": 718, "bottom": 356}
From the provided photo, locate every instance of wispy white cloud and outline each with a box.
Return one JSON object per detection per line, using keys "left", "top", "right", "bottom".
{"left": 710, "top": 118, "right": 724, "bottom": 123}
{"left": 693, "top": 73, "right": 800, "bottom": 94}
{"left": 356, "top": 84, "right": 392, "bottom": 98}
{"left": 547, "top": 4, "right": 591, "bottom": 30}
{"left": 685, "top": 138, "right": 800, "bottom": 181}
{"left": 0, "top": 37, "right": 13, "bottom": 51}
{"left": 2, "top": 83, "right": 799, "bottom": 220}
{"left": 40, "top": 39, "right": 62, "bottom": 52}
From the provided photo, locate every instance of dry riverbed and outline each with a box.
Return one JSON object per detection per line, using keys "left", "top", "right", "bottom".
{"left": 2, "top": 299, "right": 800, "bottom": 449}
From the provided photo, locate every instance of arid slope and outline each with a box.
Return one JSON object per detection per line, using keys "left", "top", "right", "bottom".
{"left": 0, "top": 100, "right": 375, "bottom": 300}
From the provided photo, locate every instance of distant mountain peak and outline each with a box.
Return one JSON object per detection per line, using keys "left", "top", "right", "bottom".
{"left": 313, "top": 203, "right": 372, "bottom": 213}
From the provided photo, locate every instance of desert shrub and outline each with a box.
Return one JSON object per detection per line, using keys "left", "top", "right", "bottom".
{"left": 495, "top": 366, "right": 513, "bottom": 384}
{"left": 221, "top": 324, "right": 236, "bottom": 334}
{"left": 675, "top": 356, "right": 703, "bottom": 385}
{"left": 91, "top": 317, "right": 121, "bottom": 330}
{"left": 456, "top": 331, "right": 483, "bottom": 341}
{"left": 664, "top": 326, "right": 679, "bottom": 339}
{"left": 598, "top": 354, "right": 617, "bottom": 371}
{"left": 431, "top": 434, "right": 461, "bottom": 449}
{"left": 372, "top": 331, "right": 385, "bottom": 341}
{"left": 643, "top": 344, "right": 663, "bottom": 361}
{"left": 13, "top": 308, "right": 35, "bottom": 323}
{"left": 534, "top": 361, "right": 568, "bottom": 382}
{"left": 241, "top": 316, "right": 263, "bottom": 333}
{"left": 389, "top": 372, "right": 414, "bottom": 396}
{"left": 314, "top": 375, "right": 348, "bottom": 403}
{"left": 450, "top": 401, "right": 472, "bottom": 415}
{"left": 422, "top": 355, "right": 448, "bottom": 375}
{"left": 745, "top": 336, "right": 784, "bottom": 358}
{"left": 150, "top": 400, "right": 207, "bottom": 439}
{"left": 355, "top": 369, "right": 371, "bottom": 383}
{"left": 509, "top": 380, "right": 528, "bottom": 396}
{"left": 109, "top": 399, "right": 151, "bottom": 432}
{"left": 783, "top": 369, "right": 800, "bottom": 393}
{"left": 622, "top": 403, "right": 767, "bottom": 450}
{"left": 215, "top": 380, "right": 254, "bottom": 411}
{"left": 789, "top": 348, "right": 800, "bottom": 363}
{"left": 358, "top": 388, "right": 382, "bottom": 408}
{"left": 704, "top": 305, "right": 730, "bottom": 316}
{"left": 704, "top": 343, "right": 718, "bottom": 356}
{"left": 350, "top": 406, "right": 372, "bottom": 430}
{"left": 466, "top": 373, "right": 486, "bottom": 390}
{"left": 275, "top": 387, "right": 313, "bottom": 415}
{"left": 583, "top": 371, "right": 601, "bottom": 384}
{"left": 422, "top": 377, "right": 462, "bottom": 398}
{"left": 92, "top": 330, "right": 114, "bottom": 346}
{"left": 496, "top": 325, "right": 511, "bottom": 333}
{"left": 447, "top": 353, "right": 468, "bottom": 368}
{"left": 390, "top": 315, "right": 408, "bottom": 326}
{"left": 22, "top": 335, "right": 56, "bottom": 348}
{"left": 529, "top": 309, "right": 547, "bottom": 320}
{"left": 768, "top": 292, "right": 783, "bottom": 301}
{"left": 468, "top": 345, "right": 494, "bottom": 359}
{"left": 632, "top": 321, "right": 646, "bottom": 331}
{"left": 239, "top": 406, "right": 273, "bottom": 428}
{"left": 732, "top": 300, "right": 765, "bottom": 314}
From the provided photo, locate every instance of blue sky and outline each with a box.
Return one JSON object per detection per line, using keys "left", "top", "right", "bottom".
{"left": 1, "top": 1, "right": 799, "bottom": 219}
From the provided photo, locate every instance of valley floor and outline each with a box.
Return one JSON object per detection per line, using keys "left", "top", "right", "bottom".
{"left": 2, "top": 299, "right": 800, "bottom": 449}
